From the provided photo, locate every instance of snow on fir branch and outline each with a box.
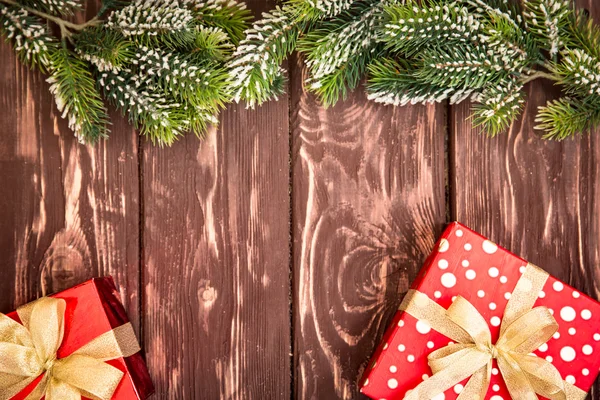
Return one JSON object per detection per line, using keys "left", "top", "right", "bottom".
{"left": 3, "top": 0, "right": 600, "bottom": 144}
{"left": 233, "top": 0, "right": 600, "bottom": 139}
{"left": 0, "top": 0, "right": 250, "bottom": 145}
{"left": 0, "top": 4, "right": 57, "bottom": 69}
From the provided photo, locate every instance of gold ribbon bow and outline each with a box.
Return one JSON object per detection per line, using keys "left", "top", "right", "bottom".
{"left": 400, "top": 263, "right": 587, "bottom": 400}
{"left": 0, "top": 297, "right": 141, "bottom": 400}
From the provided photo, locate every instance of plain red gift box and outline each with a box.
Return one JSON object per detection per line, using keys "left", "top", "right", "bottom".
{"left": 5, "top": 277, "right": 154, "bottom": 400}
{"left": 360, "top": 222, "right": 600, "bottom": 400}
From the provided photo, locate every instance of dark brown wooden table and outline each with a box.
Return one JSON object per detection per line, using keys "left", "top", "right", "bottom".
{"left": 1, "top": 0, "right": 599, "bottom": 399}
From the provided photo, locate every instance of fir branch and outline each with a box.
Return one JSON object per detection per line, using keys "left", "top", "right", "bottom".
{"left": 466, "top": 0, "right": 523, "bottom": 29}
{"left": 367, "top": 57, "right": 474, "bottom": 105}
{"left": 472, "top": 77, "right": 525, "bottom": 136}
{"left": 106, "top": 0, "right": 196, "bottom": 48}
{"left": 549, "top": 48, "right": 600, "bottom": 100}
{"left": 523, "top": 0, "right": 571, "bottom": 57}
{"left": 98, "top": 69, "right": 186, "bottom": 145}
{"left": 417, "top": 44, "right": 513, "bottom": 90}
{"left": 228, "top": 5, "right": 303, "bottom": 107}
{"left": 287, "top": 0, "right": 358, "bottom": 21}
{"left": 536, "top": 97, "right": 600, "bottom": 139}
{"left": 177, "top": 101, "right": 219, "bottom": 138}
{"left": 477, "top": 9, "right": 539, "bottom": 67}
{"left": 75, "top": 26, "right": 133, "bottom": 71}
{"left": 17, "top": 0, "right": 81, "bottom": 17}
{"left": 189, "top": 25, "right": 234, "bottom": 62}
{"left": 566, "top": 12, "right": 600, "bottom": 60}
{"left": 134, "top": 46, "right": 230, "bottom": 110}
{"left": 298, "top": 0, "right": 384, "bottom": 106}
{"left": 187, "top": 0, "right": 252, "bottom": 44}
{"left": 0, "top": 4, "right": 57, "bottom": 70}
{"left": 47, "top": 48, "right": 109, "bottom": 142}
{"left": 381, "top": 1, "right": 481, "bottom": 57}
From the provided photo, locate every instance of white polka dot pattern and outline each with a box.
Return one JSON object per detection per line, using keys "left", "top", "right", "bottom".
{"left": 441, "top": 273, "right": 456, "bottom": 288}
{"left": 581, "top": 309, "right": 592, "bottom": 320}
{"left": 482, "top": 240, "right": 498, "bottom": 254}
{"left": 560, "top": 306, "right": 576, "bottom": 322}
{"left": 560, "top": 346, "right": 576, "bottom": 362}
{"left": 360, "top": 225, "right": 600, "bottom": 400}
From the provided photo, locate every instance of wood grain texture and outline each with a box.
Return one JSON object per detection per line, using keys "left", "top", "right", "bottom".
{"left": 0, "top": 4, "right": 141, "bottom": 333}
{"left": 291, "top": 56, "right": 447, "bottom": 399}
{"left": 141, "top": 2, "right": 291, "bottom": 397}
{"left": 450, "top": 1, "right": 600, "bottom": 398}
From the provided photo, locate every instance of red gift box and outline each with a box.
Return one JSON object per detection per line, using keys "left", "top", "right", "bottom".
{"left": 360, "top": 222, "right": 600, "bottom": 400}
{"left": 4, "top": 277, "right": 154, "bottom": 400}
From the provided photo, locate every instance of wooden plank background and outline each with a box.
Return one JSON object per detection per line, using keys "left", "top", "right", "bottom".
{"left": 0, "top": 1, "right": 599, "bottom": 399}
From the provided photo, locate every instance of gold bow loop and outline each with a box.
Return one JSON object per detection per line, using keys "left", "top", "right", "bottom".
{"left": 400, "top": 263, "right": 588, "bottom": 400}
{"left": 0, "top": 297, "right": 141, "bottom": 400}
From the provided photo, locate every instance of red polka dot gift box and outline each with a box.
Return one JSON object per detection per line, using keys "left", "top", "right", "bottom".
{"left": 360, "top": 222, "right": 600, "bottom": 400}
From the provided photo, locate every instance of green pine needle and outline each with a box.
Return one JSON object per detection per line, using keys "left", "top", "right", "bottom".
{"left": 472, "top": 78, "right": 525, "bottom": 136}
{"left": 107, "top": 0, "right": 197, "bottom": 49}
{"left": 381, "top": 1, "right": 481, "bottom": 57}
{"left": 190, "top": 0, "right": 252, "bottom": 45}
{"left": 48, "top": 48, "right": 109, "bottom": 142}
{"left": 287, "top": 0, "right": 358, "bottom": 21}
{"left": 19, "top": 0, "right": 81, "bottom": 17}
{"left": 189, "top": 26, "right": 235, "bottom": 63}
{"left": 298, "top": 0, "right": 383, "bottom": 106}
{"left": 228, "top": 5, "right": 303, "bottom": 107}
{"left": 536, "top": 97, "right": 600, "bottom": 139}
{"left": 523, "top": 0, "right": 571, "bottom": 57}
{"left": 0, "top": 5, "right": 58, "bottom": 71}
{"left": 76, "top": 27, "right": 134, "bottom": 71}
{"left": 135, "top": 46, "right": 230, "bottom": 110}
{"left": 367, "top": 57, "right": 473, "bottom": 105}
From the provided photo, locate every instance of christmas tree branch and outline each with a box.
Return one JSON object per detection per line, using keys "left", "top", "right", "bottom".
{"left": 0, "top": 0, "right": 100, "bottom": 38}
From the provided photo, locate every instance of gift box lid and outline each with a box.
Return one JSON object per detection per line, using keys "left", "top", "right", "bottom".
{"left": 360, "top": 222, "right": 600, "bottom": 400}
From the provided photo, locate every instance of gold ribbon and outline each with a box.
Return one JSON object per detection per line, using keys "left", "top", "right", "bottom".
{"left": 400, "top": 263, "right": 588, "bottom": 400}
{"left": 0, "top": 297, "right": 141, "bottom": 400}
